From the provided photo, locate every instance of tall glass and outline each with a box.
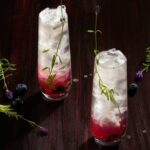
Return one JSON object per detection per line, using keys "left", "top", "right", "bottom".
{"left": 90, "top": 48, "right": 127, "bottom": 146}
{"left": 38, "top": 6, "right": 72, "bottom": 101}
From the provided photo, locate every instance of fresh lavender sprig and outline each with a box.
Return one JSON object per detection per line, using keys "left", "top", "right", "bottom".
{"left": 87, "top": 5, "right": 118, "bottom": 107}
{"left": 135, "top": 47, "right": 150, "bottom": 80}
{"left": 96, "top": 4, "right": 101, "bottom": 14}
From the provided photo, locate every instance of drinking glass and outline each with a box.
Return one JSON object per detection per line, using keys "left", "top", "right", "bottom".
{"left": 38, "top": 6, "right": 72, "bottom": 101}
{"left": 90, "top": 48, "right": 127, "bottom": 146}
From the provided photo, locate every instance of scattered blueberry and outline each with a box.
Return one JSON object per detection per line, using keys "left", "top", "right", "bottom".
{"left": 5, "top": 89, "right": 14, "bottom": 100}
{"left": 52, "top": 86, "right": 65, "bottom": 93}
{"left": 16, "top": 83, "right": 28, "bottom": 96}
{"left": 128, "top": 83, "right": 138, "bottom": 97}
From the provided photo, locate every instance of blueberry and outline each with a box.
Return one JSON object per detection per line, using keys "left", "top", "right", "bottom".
{"left": 16, "top": 83, "right": 28, "bottom": 96}
{"left": 128, "top": 83, "right": 138, "bottom": 97}
{"left": 52, "top": 86, "right": 65, "bottom": 94}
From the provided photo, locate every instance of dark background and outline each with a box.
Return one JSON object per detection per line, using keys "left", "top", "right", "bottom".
{"left": 0, "top": 0, "right": 150, "bottom": 150}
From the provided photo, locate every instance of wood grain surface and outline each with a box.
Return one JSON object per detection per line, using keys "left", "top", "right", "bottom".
{"left": 0, "top": 0, "right": 150, "bottom": 150}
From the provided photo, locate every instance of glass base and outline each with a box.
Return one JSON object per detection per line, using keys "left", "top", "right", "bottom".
{"left": 94, "top": 138, "right": 121, "bottom": 146}
{"left": 42, "top": 92, "right": 68, "bottom": 101}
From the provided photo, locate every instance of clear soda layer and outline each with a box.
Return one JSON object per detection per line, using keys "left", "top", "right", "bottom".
{"left": 91, "top": 48, "right": 127, "bottom": 145}
{"left": 38, "top": 6, "right": 72, "bottom": 100}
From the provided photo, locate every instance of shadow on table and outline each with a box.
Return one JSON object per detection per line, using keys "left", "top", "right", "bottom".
{"left": 0, "top": 90, "right": 64, "bottom": 149}
{"left": 79, "top": 137, "right": 120, "bottom": 150}
{"left": 16, "top": 90, "right": 64, "bottom": 136}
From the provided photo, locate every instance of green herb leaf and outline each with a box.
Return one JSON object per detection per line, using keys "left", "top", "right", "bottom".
{"left": 60, "top": 64, "right": 67, "bottom": 69}
{"left": 5, "top": 73, "right": 13, "bottom": 79}
{"left": 57, "top": 54, "right": 63, "bottom": 64}
{"left": 141, "top": 47, "right": 150, "bottom": 72}
{"left": 0, "top": 58, "right": 9, "bottom": 64}
{"left": 42, "top": 49, "right": 50, "bottom": 53}
{"left": 0, "top": 59, "right": 16, "bottom": 90}
{"left": 51, "top": 55, "right": 56, "bottom": 69}
{"left": 0, "top": 105, "right": 38, "bottom": 128}
{"left": 94, "top": 49, "right": 99, "bottom": 55}
{"left": 87, "top": 30, "right": 94, "bottom": 33}
{"left": 42, "top": 67, "right": 49, "bottom": 71}
{"left": 48, "top": 74, "right": 56, "bottom": 87}
{"left": 99, "top": 79, "right": 119, "bottom": 107}
{"left": 146, "top": 47, "right": 150, "bottom": 50}
{"left": 96, "top": 30, "right": 102, "bottom": 34}
{"left": 142, "top": 63, "right": 148, "bottom": 67}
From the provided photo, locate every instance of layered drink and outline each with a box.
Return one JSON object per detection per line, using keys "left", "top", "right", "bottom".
{"left": 38, "top": 6, "right": 72, "bottom": 100}
{"left": 91, "top": 48, "right": 127, "bottom": 145}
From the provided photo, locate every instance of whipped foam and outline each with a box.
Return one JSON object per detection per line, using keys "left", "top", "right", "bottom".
{"left": 91, "top": 48, "right": 127, "bottom": 127}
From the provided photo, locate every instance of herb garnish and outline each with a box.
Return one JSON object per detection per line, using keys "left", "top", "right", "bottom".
{"left": 0, "top": 59, "right": 48, "bottom": 134}
{"left": 0, "top": 58, "right": 16, "bottom": 90}
{"left": 42, "top": 1, "right": 65, "bottom": 88}
{"left": 136, "top": 47, "right": 150, "bottom": 80}
{"left": 142, "top": 47, "right": 150, "bottom": 72}
{"left": 88, "top": 5, "right": 120, "bottom": 110}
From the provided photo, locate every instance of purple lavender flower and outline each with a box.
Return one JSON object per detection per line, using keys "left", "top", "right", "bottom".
{"left": 96, "top": 5, "right": 101, "bottom": 14}
{"left": 38, "top": 126, "right": 48, "bottom": 136}
{"left": 5, "top": 89, "right": 14, "bottom": 100}
{"left": 136, "top": 71, "right": 143, "bottom": 79}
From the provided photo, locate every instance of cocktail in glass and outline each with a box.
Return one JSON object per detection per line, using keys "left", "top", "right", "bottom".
{"left": 38, "top": 6, "right": 72, "bottom": 101}
{"left": 91, "top": 48, "right": 127, "bottom": 145}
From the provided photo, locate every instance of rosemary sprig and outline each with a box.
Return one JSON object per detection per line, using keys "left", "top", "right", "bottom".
{"left": 0, "top": 58, "right": 16, "bottom": 90}
{"left": 0, "top": 59, "right": 48, "bottom": 133}
{"left": 0, "top": 105, "right": 44, "bottom": 129}
{"left": 141, "top": 47, "right": 150, "bottom": 72}
{"left": 88, "top": 5, "right": 119, "bottom": 108}
{"left": 42, "top": 2, "right": 65, "bottom": 87}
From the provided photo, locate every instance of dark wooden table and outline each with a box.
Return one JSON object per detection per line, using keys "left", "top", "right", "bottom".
{"left": 0, "top": 0, "right": 150, "bottom": 149}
